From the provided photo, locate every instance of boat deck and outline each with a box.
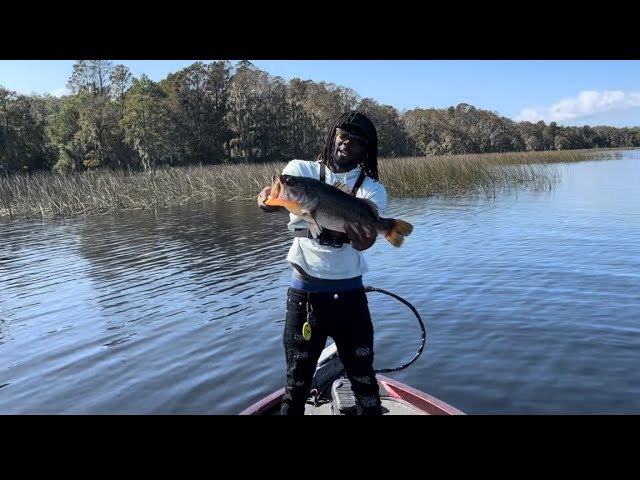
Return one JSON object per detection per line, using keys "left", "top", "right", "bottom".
{"left": 303, "top": 375, "right": 443, "bottom": 415}
{"left": 305, "top": 395, "right": 427, "bottom": 415}
{"left": 239, "top": 342, "right": 464, "bottom": 415}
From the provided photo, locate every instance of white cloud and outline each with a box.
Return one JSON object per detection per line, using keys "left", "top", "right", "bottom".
{"left": 517, "top": 90, "right": 640, "bottom": 124}
{"left": 50, "top": 87, "right": 70, "bottom": 98}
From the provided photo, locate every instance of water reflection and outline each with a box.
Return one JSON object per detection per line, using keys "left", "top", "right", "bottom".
{"left": 1, "top": 153, "right": 640, "bottom": 414}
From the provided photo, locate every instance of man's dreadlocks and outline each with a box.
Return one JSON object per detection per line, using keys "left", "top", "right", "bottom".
{"left": 317, "top": 110, "right": 379, "bottom": 181}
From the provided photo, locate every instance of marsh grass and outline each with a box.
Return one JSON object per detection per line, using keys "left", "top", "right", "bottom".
{"left": 0, "top": 149, "right": 622, "bottom": 218}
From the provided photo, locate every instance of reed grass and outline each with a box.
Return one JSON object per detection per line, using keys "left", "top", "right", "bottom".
{"left": 0, "top": 149, "right": 622, "bottom": 218}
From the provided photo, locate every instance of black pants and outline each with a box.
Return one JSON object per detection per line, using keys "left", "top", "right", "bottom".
{"left": 281, "top": 287, "right": 382, "bottom": 415}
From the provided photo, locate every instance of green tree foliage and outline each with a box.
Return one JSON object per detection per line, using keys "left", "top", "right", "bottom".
{"left": 122, "top": 75, "right": 173, "bottom": 170}
{"left": 283, "top": 78, "right": 321, "bottom": 159}
{"left": 60, "top": 61, "right": 127, "bottom": 170}
{"left": 226, "top": 60, "right": 272, "bottom": 162}
{"left": 161, "top": 61, "right": 232, "bottom": 165}
{"left": 110, "top": 65, "right": 132, "bottom": 115}
{"left": 49, "top": 94, "right": 83, "bottom": 172}
{"left": 2, "top": 61, "right": 640, "bottom": 176}
{"left": 68, "top": 60, "right": 114, "bottom": 95}
{"left": 0, "top": 88, "right": 54, "bottom": 173}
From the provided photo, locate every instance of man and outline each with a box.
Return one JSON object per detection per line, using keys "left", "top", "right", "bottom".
{"left": 257, "top": 111, "right": 386, "bottom": 415}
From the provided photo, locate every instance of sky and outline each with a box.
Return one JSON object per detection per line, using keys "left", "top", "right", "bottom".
{"left": 1, "top": 60, "right": 639, "bottom": 128}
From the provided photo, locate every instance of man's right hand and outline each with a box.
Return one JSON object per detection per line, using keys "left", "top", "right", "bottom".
{"left": 257, "top": 186, "right": 281, "bottom": 212}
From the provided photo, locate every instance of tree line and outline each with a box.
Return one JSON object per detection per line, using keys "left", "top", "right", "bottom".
{"left": 1, "top": 60, "right": 639, "bottom": 175}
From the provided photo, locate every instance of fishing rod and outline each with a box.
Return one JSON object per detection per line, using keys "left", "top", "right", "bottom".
{"left": 365, "top": 286, "right": 426, "bottom": 374}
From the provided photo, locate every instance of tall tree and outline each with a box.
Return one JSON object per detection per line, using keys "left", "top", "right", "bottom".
{"left": 226, "top": 60, "right": 270, "bottom": 162}
{"left": 110, "top": 64, "right": 132, "bottom": 115}
{"left": 0, "top": 88, "right": 53, "bottom": 173}
{"left": 161, "top": 60, "right": 231, "bottom": 165}
{"left": 122, "top": 75, "right": 173, "bottom": 170}
{"left": 49, "top": 94, "right": 84, "bottom": 172}
{"left": 65, "top": 61, "right": 123, "bottom": 169}
{"left": 68, "top": 60, "right": 114, "bottom": 95}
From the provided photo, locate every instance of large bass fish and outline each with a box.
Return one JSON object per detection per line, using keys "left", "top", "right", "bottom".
{"left": 265, "top": 174, "right": 413, "bottom": 247}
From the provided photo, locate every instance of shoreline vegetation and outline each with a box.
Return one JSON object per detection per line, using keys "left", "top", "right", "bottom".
{"left": 2, "top": 61, "right": 638, "bottom": 218}
{"left": 0, "top": 149, "right": 624, "bottom": 219}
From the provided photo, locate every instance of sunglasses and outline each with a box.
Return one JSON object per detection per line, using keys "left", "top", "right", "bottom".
{"left": 335, "top": 127, "right": 368, "bottom": 145}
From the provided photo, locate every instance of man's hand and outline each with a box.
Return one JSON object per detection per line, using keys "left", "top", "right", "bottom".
{"left": 257, "top": 186, "right": 282, "bottom": 212}
{"left": 345, "top": 222, "right": 377, "bottom": 251}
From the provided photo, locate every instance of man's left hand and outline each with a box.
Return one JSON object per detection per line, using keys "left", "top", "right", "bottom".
{"left": 345, "top": 222, "right": 376, "bottom": 251}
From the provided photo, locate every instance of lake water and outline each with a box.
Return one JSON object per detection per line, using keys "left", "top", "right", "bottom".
{"left": 1, "top": 152, "right": 639, "bottom": 414}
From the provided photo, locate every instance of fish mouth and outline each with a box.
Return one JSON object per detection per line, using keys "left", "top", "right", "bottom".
{"left": 272, "top": 174, "right": 287, "bottom": 188}
{"left": 265, "top": 174, "right": 300, "bottom": 211}
{"left": 267, "top": 175, "right": 282, "bottom": 203}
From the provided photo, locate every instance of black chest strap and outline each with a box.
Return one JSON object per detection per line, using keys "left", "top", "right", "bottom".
{"left": 320, "top": 162, "right": 366, "bottom": 196}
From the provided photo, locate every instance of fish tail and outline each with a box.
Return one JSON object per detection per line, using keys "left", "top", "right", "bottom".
{"left": 383, "top": 219, "right": 414, "bottom": 247}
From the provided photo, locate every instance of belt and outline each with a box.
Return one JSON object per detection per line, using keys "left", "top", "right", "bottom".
{"left": 293, "top": 228, "right": 351, "bottom": 247}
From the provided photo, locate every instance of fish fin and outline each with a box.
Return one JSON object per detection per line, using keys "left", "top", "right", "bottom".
{"left": 297, "top": 209, "right": 322, "bottom": 238}
{"left": 307, "top": 220, "right": 322, "bottom": 239}
{"left": 384, "top": 219, "right": 414, "bottom": 247}
{"left": 298, "top": 209, "right": 315, "bottom": 224}
{"left": 332, "top": 180, "right": 351, "bottom": 194}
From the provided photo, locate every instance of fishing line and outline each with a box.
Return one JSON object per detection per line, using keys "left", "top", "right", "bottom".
{"left": 365, "top": 286, "right": 426, "bottom": 374}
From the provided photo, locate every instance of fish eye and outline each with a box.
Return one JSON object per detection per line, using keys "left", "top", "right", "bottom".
{"left": 285, "top": 176, "right": 294, "bottom": 185}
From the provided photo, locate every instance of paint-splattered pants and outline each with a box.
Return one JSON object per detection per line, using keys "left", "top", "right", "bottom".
{"left": 280, "top": 287, "right": 382, "bottom": 415}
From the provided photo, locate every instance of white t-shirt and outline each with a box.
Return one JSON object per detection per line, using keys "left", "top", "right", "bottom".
{"left": 282, "top": 159, "right": 388, "bottom": 280}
